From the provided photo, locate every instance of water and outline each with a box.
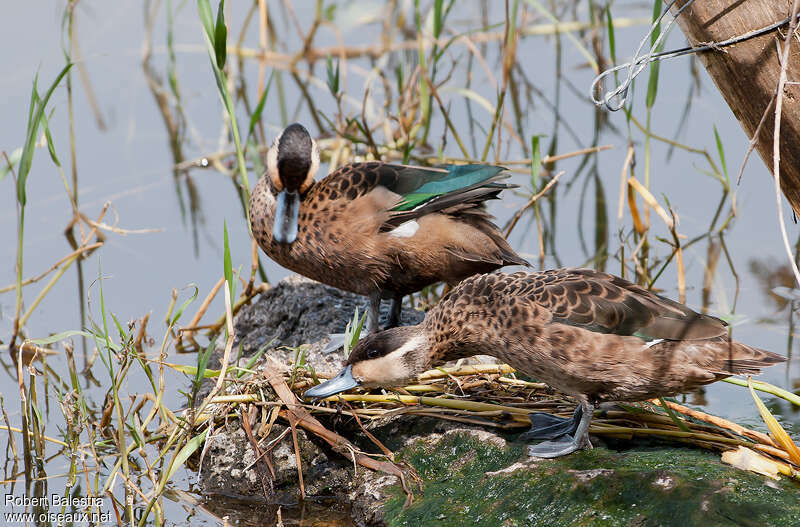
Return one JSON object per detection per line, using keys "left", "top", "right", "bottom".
{"left": 1, "top": 1, "right": 798, "bottom": 525}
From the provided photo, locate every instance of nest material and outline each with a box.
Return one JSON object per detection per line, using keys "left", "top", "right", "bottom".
{"left": 205, "top": 359, "right": 800, "bottom": 488}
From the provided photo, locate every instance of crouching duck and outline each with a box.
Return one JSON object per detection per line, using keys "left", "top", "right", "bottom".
{"left": 249, "top": 123, "right": 528, "bottom": 334}
{"left": 304, "top": 269, "right": 785, "bottom": 458}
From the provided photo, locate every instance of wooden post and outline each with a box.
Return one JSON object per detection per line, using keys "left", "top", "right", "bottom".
{"left": 670, "top": 0, "right": 800, "bottom": 214}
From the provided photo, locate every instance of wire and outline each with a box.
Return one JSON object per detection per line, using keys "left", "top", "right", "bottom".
{"left": 591, "top": 3, "right": 800, "bottom": 112}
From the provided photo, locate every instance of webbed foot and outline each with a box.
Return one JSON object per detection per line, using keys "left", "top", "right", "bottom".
{"left": 519, "top": 406, "right": 583, "bottom": 441}
{"left": 527, "top": 434, "right": 591, "bottom": 458}
{"left": 524, "top": 400, "right": 595, "bottom": 458}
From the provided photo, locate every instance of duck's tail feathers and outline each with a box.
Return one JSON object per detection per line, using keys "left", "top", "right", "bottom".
{"left": 711, "top": 341, "right": 785, "bottom": 377}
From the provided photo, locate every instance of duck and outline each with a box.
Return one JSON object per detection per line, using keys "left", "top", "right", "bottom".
{"left": 249, "top": 123, "right": 528, "bottom": 334}
{"left": 304, "top": 268, "right": 785, "bottom": 458}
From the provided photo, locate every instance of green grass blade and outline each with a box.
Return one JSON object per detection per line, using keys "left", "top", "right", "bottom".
{"left": 433, "top": 0, "right": 443, "bottom": 38}
{"left": 195, "top": 336, "right": 217, "bottom": 386}
{"left": 658, "top": 397, "right": 690, "bottom": 432}
{"left": 197, "top": 0, "right": 215, "bottom": 43}
{"left": 650, "top": 0, "right": 662, "bottom": 47}
{"left": 713, "top": 125, "right": 729, "bottom": 185}
{"left": 27, "top": 330, "right": 94, "bottom": 346}
{"left": 166, "top": 429, "right": 208, "bottom": 481}
{"left": 170, "top": 285, "right": 199, "bottom": 327}
{"left": 326, "top": 55, "right": 340, "bottom": 96}
{"left": 17, "top": 63, "right": 72, "bottom": 206}
{"left": 223, "top": 220, "right": 233, "bottom": 300}
{"left": 36, "top": 103, "right": 60, "bottom": 167}
{"left": 197, "top": 1, "right": 250, "bottom": 208}
{"left": 531, "top": 135, "right": 542, "bottom": 190}
{"left": 645, "top": 0, "right": 663, "bottom": 109}
{"left": 722, "top": 377, "right": 800, "bottom": 407}
{"left": 213, "top": 0, "right": 227, "bottom": 69}
{"left": 606, "top": 7, "right": 616, "bottom": 65}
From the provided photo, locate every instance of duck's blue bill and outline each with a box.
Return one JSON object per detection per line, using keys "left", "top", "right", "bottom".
{"left": 273, "top": 190, "right": 300, "bottom": 244}
{"left": 303, "top": 365, "right": 360, "bottom": 399}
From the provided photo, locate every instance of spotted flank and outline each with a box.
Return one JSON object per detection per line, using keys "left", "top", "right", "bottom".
{"left": 305, "top": 268, "right": 784, "bottom": 457}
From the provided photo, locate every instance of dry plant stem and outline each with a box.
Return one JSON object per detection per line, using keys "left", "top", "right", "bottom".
{"left": 342, "top": 400, "right": 394, "bottom": 460}
{"left": 234, "top": 18, "right": 641, "bottom": 61}
{"left": 504, "top": 170, "right": 564, "bottom": 237}
{"left": 240, "top": 406, "right": 275, "bottom": 498}
{"left": 1, "top": 397, "right": 18, "bottom": 460}
{"left": 256, "top": 0, "right": 268, "bottom": 107}
{"left": 417, "top": 364, "right": 517, "bottom": 381}
{"left": 0, "top": 242, "right": 103, "bottom": 294}
{"left": 737, "top": 92, "right": 777, "bottom": 185}
{"left": 212, "top": 283, "right": 235, "bottom": 396}
{"left": 628, "top": 176, "right": 674, "bottom": 230}
{"left": 618, "top": 145, "right": 635, "bottom": 221}
{"left": 668, "top": 207, "right": 686, "bottom": 303}
{"left": 771, "top": 0, "right": 800, "bottom": 289}
{"left": 261, "top": 357, "right": 417, "bottom": 502}
{"left": 326, "top": 394, "right": 532, "bottom": 421}
{"left": 245, "top": 238, "right": 259, "bottom": 297}
{"left": 288, "top": 416, "right": 305, "bottom": 498}
{"left": 134, "top": 313, "right": 150, "bottom": 352}
{"left": 182, "top": 276, "right": 225, "bottom": 340}
{"left": 422, "top": 73, "right": 470, "bottom": 158}
{"left": 19, "top": 203, "right": 109, "bottom": 328}
{"left": 590, "top": 424, "right": 786, "bottom": 452}
{"left": 652, "top": 399, "right": 776, "bottom": 448}
{"left": 0, "top": 424, "right": 70, "bottom": 448}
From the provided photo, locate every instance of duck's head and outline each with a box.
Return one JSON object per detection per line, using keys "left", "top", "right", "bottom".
{"left": 303, "top": 326, "right": 430, "bottom": 400}
{"left": 267, "top": 123, "right": 320, "bottom": 245}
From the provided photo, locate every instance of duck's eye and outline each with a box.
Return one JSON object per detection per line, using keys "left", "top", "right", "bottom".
{"left": 366, "top": 349, "right": 379, "bottom": 359}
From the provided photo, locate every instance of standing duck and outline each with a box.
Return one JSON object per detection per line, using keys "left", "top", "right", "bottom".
{"left": 304, "top": 269, "right": 785, "bottom": 457}
{"left": 249, "top": 123, "right": 528, "bottom": 333}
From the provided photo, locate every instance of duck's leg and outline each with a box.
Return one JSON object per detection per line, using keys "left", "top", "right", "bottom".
{"left": 323, "top": 292, "right": 382, "bottom": 354}
{"left": 527, "top": 399, "right": 594, "bottom": 458}
{"left": 366, "top": 291, "right": 381, "bottom": 334}
{"left": 386, "top": 293, "right": 403, "bottom": 329}
{"left": 518, "top": 405, "right": 582, "bottom": 441}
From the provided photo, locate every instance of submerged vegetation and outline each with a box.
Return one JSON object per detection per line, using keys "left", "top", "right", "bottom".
{"left": 2, "top": 1, "right": 800, "bottom": 525}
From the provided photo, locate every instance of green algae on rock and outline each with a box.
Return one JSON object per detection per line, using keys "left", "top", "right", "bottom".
{"left": 381, "top": 431, "right": 800, "bottom": 527}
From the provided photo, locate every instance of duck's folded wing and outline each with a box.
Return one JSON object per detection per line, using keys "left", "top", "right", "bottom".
{"left": 377, "top": 163, "right": 514, "bottom": 229}
{"left": 531, "top": 268, "right": 728, "bottom": 341}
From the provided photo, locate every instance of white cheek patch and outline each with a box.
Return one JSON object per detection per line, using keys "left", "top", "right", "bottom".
{"left": 389, "top": 220, "right": 420, "bottom": 238}
{"left": 354, "top": 335, "right": 427, "bottom": 385}
{"left": 266, "top": 138, "right": 280, "bottom": 186}
{"left": 643, "top": 338, "right": 664, "bottom": 349}
{"left": 308, "top": 140, "right": 320, "bottom": 181}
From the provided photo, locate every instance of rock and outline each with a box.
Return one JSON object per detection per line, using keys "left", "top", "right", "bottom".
{"left": 199, "top": 426, "right": 274, "bottom": 499}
